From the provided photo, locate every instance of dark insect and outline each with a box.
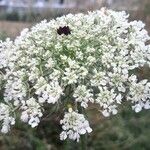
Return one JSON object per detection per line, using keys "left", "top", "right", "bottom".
{"left": 57, "top": 26, "right": 71, "bottom": 35}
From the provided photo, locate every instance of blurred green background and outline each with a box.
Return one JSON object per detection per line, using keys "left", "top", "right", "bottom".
{"left": 0, "top": 0, "right": 150, "bottom": 150}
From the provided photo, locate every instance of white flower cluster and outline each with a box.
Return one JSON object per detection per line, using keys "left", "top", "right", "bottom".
{"left": 20, "top": 97, "right": 43, "bottom": 128}
{"left": 73, "top": 85, "right": 94, "bottom": 108}
{"left": 60, "top": 108, "right": 92, "bottom": 142}
{"left": 127, "top": 76, "right": 150, "bottom": 112}
{"left": 96, "top": 87, "right": 122, "bottom": 117}
{"left": 0, "top": 103, "right": 15, "bottom": 133}
{"left": 0, "top": 8, "right": 150, "bottom": 141}
{"left": 34, "top": 77, "right": 63, "bottom": 104}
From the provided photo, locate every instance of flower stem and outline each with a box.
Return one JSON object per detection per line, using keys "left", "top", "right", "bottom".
{"left": 78, "top": 104, "right": 87, "bottom": 150}
{"left": 80, "top": 134, "right": 87, "bottom": 150}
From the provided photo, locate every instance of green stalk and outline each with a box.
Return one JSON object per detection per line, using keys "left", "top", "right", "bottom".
{"left": 64, "top": 139, "right": 71, "bottom": 150}
{"left": 80, "top": 134, "right": 87, "bottom": 150}
{"left": 78, "top": 104, "right": 88, "bottom": 150}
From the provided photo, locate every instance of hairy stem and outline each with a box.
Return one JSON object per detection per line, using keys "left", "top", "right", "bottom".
{"left": 80, "top": 134, "right": 87, "bottom": 150}
{"left": 78, "top": 104, "right": 87, "bottom": 150}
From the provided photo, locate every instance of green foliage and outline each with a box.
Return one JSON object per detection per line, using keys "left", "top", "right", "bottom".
{"left": 88, "top": 104, "right": 150, "bottom": 150}
{"left": 0, "top": 104, "right": 150, "bottom": 150}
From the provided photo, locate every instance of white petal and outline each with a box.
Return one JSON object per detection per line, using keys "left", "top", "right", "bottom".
{"left": 144, "top": 101, "right": 150, "bottom": 109}
{"left": 132, "top": 104, "right": 142, "bottom": 113}
{"left": 60, "top": 131, "right": 67, "bottom": 140}
{"left": 86, "top": 127, "right": 92, "bottom": 133}
{"left": 79, "top": 128, "right": 86, "bottom": 135}
{"left": 102, "top": 110, "right": 110, "bottom": 117}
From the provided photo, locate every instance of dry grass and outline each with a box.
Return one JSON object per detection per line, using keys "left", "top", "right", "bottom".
{"left": 0, "top": 21, "right": 33, "bottom": 38}
{"left": 0, "top": 10, "right": 150, "bottom": 40}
